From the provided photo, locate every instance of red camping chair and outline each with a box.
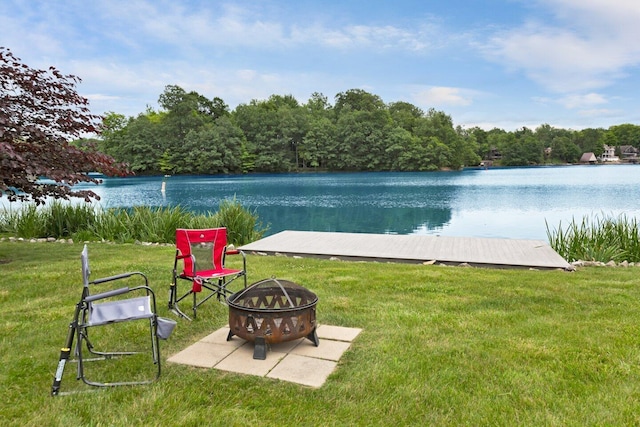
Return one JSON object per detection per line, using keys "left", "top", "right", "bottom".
{"left": 169, "top": 228, "right": 247, "bottom": 320}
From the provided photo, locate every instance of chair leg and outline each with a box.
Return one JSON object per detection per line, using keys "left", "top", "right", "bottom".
{"left": 51, "top": 315, "right": 79, "bottom": 396}
{"left": 76, "top": 320, "right": 161, "bottom": 388}
{"left": 192, "top": 292, "right": 197, "bottom": 319}
{"left": 169, "top": 280, "right": 193, "bottom": 320}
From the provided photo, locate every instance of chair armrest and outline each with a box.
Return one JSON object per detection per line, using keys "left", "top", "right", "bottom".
{"left": 85, "top": 287, "right": 130, "bottom": 302}
{"left": 91, "top": 271, "right": 147, "bottom": 285}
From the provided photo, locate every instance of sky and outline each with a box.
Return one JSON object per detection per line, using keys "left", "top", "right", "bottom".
{"left": 2, "top": 0, "right": 640, "bottom": 131}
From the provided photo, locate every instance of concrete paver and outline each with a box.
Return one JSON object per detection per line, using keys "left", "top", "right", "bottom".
{"left": 267, "top": 354, "right": 337, "bottom": 388}
{"left": 215, "top": 343, "right": 286, "bottom": 376}
{"left": 167, "top": 341, "right": 234, "bottom": 368}
{"left": 291, "top": 338, "right": 352, "bottom": 361}
{"left": 317, "top": 325, "right": 362, "bottom": 342}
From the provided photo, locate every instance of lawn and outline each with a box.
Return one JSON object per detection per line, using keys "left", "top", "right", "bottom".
{"left": 1, "top": 240, "right": 640, "bottom": 426}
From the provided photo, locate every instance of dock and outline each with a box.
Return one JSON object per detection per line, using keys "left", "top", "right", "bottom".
{"left": 239, "top": 230, "right": 574, "bottom": 270}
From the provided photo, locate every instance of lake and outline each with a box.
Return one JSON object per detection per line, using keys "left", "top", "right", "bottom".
{"left": 3, "top": 165, "right": 640, "bottom": 241}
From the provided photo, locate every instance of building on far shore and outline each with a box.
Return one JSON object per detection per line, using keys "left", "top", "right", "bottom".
{"left": 600, "top": 145, "right": 620, "bottom": 162}
{"left": 579, "top": 152, "right": 597, "bottom": 164}
{"left": 620, "top": 145, "right": 639, "bottom": 163}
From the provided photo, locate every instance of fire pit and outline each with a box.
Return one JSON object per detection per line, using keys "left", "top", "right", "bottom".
{"left": 226, "top": 278, "right": 319, "bottom": 359}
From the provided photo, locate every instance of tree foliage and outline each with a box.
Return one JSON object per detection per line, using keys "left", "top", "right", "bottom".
{"left": 0, "top": 48, "right": 128, "bottom": 203}
{"left": 97, "top": 84, "right": 640, "bottom": 175}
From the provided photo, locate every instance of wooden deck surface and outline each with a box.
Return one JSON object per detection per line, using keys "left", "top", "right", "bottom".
{"left": 239, "top": 230, "right": 574, "bottom": 270}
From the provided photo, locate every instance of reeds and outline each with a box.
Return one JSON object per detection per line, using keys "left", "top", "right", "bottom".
{"left": 547, "top": 213, "right": 640, "bottom": 263}
{"left": 0, "top": 199, "right": 267, "bottom": 245}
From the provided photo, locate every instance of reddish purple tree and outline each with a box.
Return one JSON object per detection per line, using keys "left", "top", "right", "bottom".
{"left": 0, "top": 47, "right": 130, "bottom": 204}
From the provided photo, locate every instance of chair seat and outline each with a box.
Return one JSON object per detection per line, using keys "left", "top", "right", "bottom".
{"left": 89, "top": 296, "right": 154, "bottom": 326}
{"left": 181, "top": 267, "right": 243, "bottom": 280}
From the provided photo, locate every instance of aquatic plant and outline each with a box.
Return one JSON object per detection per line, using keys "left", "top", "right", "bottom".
{"left": 0, "top": 199, "right": 267, "bottom": 245}
{"left": 547, "top": 213, "right": 640, "bottom": 263}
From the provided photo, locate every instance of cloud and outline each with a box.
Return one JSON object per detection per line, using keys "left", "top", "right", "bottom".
{"left": 578, "top": 108, "right": 620, "bottom": 118}
{"left": 482, "top": 0, "right": 640, "bottom": 93}
{"left": 557, "top": 93, "right": 608, "bottom": 109}
{"left": 412, "top": 86, "right": 475, "bottom": 107}
{"left": 534, "top": 92, "right": 609, "bottom": 110}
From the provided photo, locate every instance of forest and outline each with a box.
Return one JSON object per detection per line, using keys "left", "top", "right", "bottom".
{"left": 94, "top": 85, "right": 640, "bottom": 175}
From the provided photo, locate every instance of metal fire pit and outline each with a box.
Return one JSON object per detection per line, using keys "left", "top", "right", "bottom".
{"left": 226, "top": 278, "right": 319, "bottom": 359}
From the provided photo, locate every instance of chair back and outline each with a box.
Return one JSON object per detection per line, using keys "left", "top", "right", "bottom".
{"left": 175, "top": 228, "right": 228, "bottom": 275}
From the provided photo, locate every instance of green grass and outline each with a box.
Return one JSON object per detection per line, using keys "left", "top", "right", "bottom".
{"left": 2, "top": 241, "right": 640, "bottom": 425}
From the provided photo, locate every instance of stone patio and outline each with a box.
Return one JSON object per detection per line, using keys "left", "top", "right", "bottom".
{"left": 167, "top": 324, "right": 362, "bottom": 388}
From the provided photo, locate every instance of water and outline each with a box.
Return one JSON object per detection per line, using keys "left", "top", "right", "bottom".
{"left": 3, "top": 165, "right": 640, "bottom": 241}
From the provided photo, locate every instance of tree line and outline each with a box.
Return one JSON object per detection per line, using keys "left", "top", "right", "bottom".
{"left": 97, "top": 85, "right": 640, "bottom": 175}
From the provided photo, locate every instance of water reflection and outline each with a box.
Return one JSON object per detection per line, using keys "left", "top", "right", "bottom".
{"left": 256, "top": 205, "right": 452, "bottom": 235}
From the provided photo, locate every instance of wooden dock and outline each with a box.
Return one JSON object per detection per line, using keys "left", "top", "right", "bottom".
{"left": 239, "top": 230, "right": 574, "bottom": 270}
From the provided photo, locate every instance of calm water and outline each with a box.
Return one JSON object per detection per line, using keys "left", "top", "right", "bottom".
{"left": 4, "top": 165, "right": 640, "bottom": 241}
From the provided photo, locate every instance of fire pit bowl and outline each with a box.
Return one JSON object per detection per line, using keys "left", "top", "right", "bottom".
{"left": 226, "top": 278, "right": 319, "bottom": 359}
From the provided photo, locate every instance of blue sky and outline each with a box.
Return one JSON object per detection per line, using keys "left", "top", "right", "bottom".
{"left": 2, "top": 0, "right": 639, "bottom": 130}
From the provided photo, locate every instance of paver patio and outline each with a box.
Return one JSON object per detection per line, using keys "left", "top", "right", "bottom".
{"left": 167, "top": 324, "right": 362, "bottom": 388}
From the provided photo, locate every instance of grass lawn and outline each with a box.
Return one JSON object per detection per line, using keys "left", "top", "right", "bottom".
{"left": 1, "top": 240, "right": 640, "bottom": 426}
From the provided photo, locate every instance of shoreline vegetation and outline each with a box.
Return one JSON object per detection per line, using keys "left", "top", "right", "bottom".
{"left": 0, "top": 200, "right": 267, "bottom": 247}
{"left": 2, "top": 200, "right": 640, "bottom": 264}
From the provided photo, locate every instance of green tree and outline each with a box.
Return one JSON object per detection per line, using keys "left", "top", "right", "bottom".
{"left": 413, "top": 109, "right": 467, "bottom": 169}
{"left": 550, "top": 136, "right": 581, "bottom": 163}
{"left": 385, "top": 127, "right": 431, "bottom": 171}
{"left": 178, "top": 117, "right": 244, "bottom": 174}
{"left": 573, "top": 128, "right": 605, "bottom": 157}
{"left": 387, "top": 101, "right": 424, "bottom": 132}
{"left": 335, "top": 109, "right": 391, "bottom": 170}
{"left": 455, "top": 126, "right": 482, "bottom": 167}
{"left": 121, "top": 112, "right": 165, "bottom": 173}
{"left": 234, "top": 98, "right": 294, "bottom": 172}
{"left": 100, "top": 112, "right": 128, "bottom": 154}
{"left": 301, "top": 117, "right": 335, "bottom": 169}
{"left": 334, "top": 89, "right": 385, "bottom": 116}
{"left": 305, "top": 92, "right": 333, "bottom": 118}
{"left": 608, "top": 124, "right": 640, "bottom": 148}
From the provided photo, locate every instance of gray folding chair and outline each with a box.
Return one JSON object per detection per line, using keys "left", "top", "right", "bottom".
{"left": 52, "top": 245, "right": 176, "bottom": 395}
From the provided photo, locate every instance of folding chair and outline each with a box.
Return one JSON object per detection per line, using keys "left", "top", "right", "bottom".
{"left": 169, "top": 228, "right": 247, "bottom": 320}
{"left": 51, "top": 245, "right": 176, "bottom": 396}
